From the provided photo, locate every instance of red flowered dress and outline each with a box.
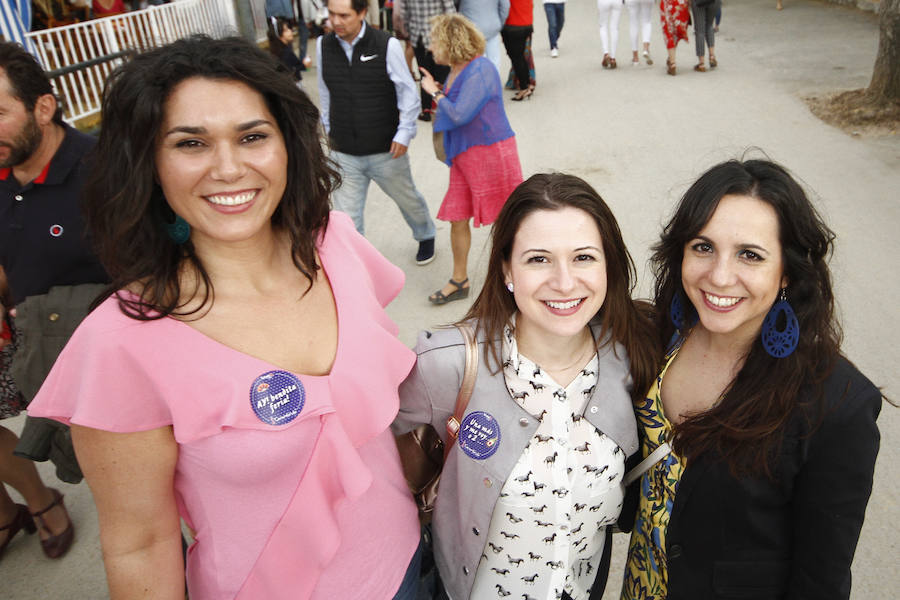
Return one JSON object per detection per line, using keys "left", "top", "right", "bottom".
{"left": 660, "top": 0, "right": 690, "bottom": 49}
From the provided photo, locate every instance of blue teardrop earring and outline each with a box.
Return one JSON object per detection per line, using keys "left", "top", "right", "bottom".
{"left": 760, "top": 288, "right": 799, "bottom": 358}
{"left": 669, "top": 292, "right": 697, "bottom": 332}
{"left": 164, "top": 213, "right": 191, "bottom": 245}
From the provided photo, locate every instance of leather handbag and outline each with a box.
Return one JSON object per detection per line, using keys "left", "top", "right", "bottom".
{"left": 396, "top": 324, "right": 478, "bottom": 524}
{"left": 433, "top": 130, "right": 446, "bottom": 163}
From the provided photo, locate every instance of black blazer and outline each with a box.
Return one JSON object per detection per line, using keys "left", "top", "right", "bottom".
{"left": 624, "top": 356, "right": 881, "bottom": 600}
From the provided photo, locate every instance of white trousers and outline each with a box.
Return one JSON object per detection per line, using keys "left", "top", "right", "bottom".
{"left": 626, "top": 0, "right": 654, "bottom": 51}
{"left": 597, "top": 0, "right": 623, "bottom": 58}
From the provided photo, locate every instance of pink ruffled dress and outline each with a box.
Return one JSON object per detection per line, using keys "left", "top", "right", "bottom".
{"left": 28, "top": 212, "right": 420, "bottom": 600}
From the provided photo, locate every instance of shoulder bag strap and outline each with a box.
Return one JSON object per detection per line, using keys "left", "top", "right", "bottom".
{"left": 622, "top": 442, "right": 672, "bottom": 487}
{"left": 443, "top": 323, "right": 478, "bottom": 461}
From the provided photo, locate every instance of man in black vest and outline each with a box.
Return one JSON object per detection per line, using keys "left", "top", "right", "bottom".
{"left": 317, "top": 0, "right": 436, "bottom": 265}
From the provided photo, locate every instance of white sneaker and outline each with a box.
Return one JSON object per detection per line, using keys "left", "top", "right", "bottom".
{"left": 551, "top": 48, "right": 559, "bottom": 58}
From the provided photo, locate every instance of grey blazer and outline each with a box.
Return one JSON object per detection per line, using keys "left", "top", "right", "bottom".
{"left": 392, "top": 318, "right": 639, "bottom": 600}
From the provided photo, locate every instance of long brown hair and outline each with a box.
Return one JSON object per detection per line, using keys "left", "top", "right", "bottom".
{"left": 464, "top": 173, "right": 659, "bottom": 402}
{"left": 654, "top": 159, "right": 841, "bottom": 478}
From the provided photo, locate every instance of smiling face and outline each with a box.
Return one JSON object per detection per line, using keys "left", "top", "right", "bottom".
{"left": 154, "top": 77, "right": 288, "bottom": 251}
{"left": 503, "top": 207, "right": 608, "bottom": 347}
{"left": 681, "top": 194, "right": 787, "bottom": 346}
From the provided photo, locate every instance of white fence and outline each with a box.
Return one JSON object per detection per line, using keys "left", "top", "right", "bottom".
{"left": 24, "top": 0, "right": 239, "bottom": 124}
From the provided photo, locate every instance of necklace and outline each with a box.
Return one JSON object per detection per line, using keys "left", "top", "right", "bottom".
{"left": 522, "top": 328, "right": 595, "bottom": 378}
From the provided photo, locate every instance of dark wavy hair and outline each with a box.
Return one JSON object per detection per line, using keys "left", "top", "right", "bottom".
{"left": 653, "top": 159, "right": 841, "bottom": 477}
{"left": 464, "top": 173, "right": 659, "bottom": 403}
{"left": 83, "top": 35, "right": 339, "bottom": 319}
{"left": 0, "top": 41, "right": 64, "bottom": 124}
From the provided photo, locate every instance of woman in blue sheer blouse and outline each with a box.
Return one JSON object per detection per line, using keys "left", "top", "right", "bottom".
{"left": 420, "top": 14, "right": 523, "bottom": 306}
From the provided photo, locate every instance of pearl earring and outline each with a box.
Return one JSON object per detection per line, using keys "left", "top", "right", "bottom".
{"left": 506, "top": 282, "right": 514, "bottom": 293}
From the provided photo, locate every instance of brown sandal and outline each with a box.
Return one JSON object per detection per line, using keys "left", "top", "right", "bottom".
{"left": 30, "top": 488, "right": 74, "bottom": 559}
{"left": 667, "top": 59, "right": 676, "bottom": 76}
{"left": 694, "top": 63, "right": 707, "bottom": 72}
{"left": 0, "top": 504, "right": 36, "bottom": 560}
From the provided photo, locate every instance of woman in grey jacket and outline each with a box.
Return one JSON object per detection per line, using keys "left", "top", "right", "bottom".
{"left": 394, "top": 173, "right": 658, "bottom": 600}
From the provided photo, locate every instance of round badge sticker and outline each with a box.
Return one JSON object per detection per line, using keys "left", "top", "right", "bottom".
{"left": 458, "top": 411, "right": 501, "bottom": 460}
{"left": 249, "top": 370, "right": 305, "bottom": 425}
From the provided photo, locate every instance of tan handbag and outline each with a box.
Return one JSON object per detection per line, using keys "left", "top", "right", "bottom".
{"left": 433, "top": 130, "right": 446, "bottom": 163}
{"left": 396, "top": 324, "right": 478, "bottom": 524}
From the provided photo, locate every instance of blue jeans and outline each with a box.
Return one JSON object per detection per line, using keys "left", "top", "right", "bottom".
{"left": 331, "top": 150, "right": 436, "bottom": 241}
{"left": 391, "top": 537, "right": 423, "bottom": 600}
{"left": 544, "top": 3, "right": 565, "bottom": 49}
{"left": 298, "top": 19, "right": 310, "bottom": 64}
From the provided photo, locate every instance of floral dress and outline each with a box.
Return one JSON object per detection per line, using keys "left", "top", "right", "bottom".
{"left": 660, "top": 0, "right": 690, "bottom": 49}
{"left": 621, "top": 345, "right": 685, "bottom": 600}
{"left": 0, "top": 318, "right": 25, "bottom": 419}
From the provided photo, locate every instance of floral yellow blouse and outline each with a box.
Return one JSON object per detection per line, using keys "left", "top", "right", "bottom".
{"left": 621, "top": 346, "right": 686, "bottom": 600}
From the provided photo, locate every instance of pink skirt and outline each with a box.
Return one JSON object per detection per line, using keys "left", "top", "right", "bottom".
{"left": 437, "top": 136, "right": 523, "bottom": 227}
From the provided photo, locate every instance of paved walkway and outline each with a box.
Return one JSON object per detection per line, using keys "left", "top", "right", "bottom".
{"left": 3, "top": 1, "right": 897, "bottom": 597}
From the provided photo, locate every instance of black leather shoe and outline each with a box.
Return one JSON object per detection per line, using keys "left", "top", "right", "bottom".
{"left": 416, "top": 238, "right": 435, "bottom": 265}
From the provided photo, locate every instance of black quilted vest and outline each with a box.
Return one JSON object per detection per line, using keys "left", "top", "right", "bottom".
{"left": 322, "top": 27, "right": 399, "bottom": 156}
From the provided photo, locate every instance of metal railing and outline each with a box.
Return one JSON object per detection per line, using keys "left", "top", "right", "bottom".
{"left": 24, "top": 0, "right": 239, "bottom": 124}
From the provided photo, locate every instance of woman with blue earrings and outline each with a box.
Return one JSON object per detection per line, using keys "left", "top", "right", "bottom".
{"left": 620, "top": 158, "right": 883, "bottom": 600}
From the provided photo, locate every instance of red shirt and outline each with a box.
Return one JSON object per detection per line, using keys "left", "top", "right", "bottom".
{"left": 506, "top": 0, "right": 534, "bottom": 26}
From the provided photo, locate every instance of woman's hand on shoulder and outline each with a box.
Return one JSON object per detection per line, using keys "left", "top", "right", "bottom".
{"left": 72, "top": 425, "right": 184, "bottom": 600}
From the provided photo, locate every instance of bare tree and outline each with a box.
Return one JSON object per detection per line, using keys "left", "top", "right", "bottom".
{"left": 867, "top": 0, "right": 900, "bottom": 102}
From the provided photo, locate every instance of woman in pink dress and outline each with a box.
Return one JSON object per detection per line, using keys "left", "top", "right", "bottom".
{"left": 420, "top": 14, "right": 523, "bottom": 305}
{"left": 28, "top": 36, "right": 421, "bottom": 600}
{"left": 660, "top": 0, "right": 690, "bottom": 75}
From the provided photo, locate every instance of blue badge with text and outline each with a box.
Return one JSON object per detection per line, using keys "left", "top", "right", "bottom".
{"left": 250, "top": 370, "right": 305, "bottom": 425}
{"left": 458, "top": 411, "right": 501, "bottom": 460}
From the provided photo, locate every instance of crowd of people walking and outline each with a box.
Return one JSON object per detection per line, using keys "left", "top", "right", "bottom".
{"left": 0, "top": 2, "right": 889, "bottom": 600}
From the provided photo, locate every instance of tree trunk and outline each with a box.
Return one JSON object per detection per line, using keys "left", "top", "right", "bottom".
{"left": 867, "top": 0, "right": 900, "bottom": 102}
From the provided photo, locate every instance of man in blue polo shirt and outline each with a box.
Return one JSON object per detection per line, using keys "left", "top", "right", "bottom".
{"left": 317, "top": 0, "right": 436, "bottom": 265}
{"left": 0, "top": 42, "right": 108, "bottom": 531}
